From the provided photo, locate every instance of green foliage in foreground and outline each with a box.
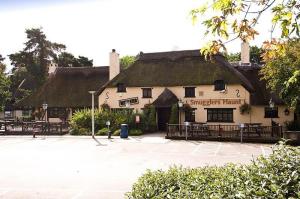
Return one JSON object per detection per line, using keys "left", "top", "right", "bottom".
{"left": 126, "top": 142, "right": 300, "bottom": 199}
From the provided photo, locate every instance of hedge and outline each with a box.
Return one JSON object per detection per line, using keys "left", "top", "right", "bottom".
{"left": 126, "top": 142, "right": 300, "bottom": 198}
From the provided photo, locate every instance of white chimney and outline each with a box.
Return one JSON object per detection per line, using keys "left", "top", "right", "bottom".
{"left": 241, "top": 42, "right": 250, "bottom": 64}
{"left": 109, "top": 49, "right": 120, "bottom": 80}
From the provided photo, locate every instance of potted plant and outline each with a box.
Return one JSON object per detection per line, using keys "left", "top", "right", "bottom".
{"left": 239, "top": 103, "right": 251, "bottom": 114}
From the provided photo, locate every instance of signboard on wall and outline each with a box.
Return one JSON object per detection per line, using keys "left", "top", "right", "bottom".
{"left": 119, "top": 97, "right": 139, "bottom": 107}
{"left": 189, "top": 99, "right": 245, "bottom": 106}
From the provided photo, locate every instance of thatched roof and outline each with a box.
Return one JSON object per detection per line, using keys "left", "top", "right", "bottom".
{"left": 236, "top": 65, "right": 284, "bottom": 105}
{"left": 104, "top": 50, "right": 254, "bottom": 91}
{"left": 152, "top": 88, "right": 178, "bottom": 108}
{"left": 17, "top": 67, "right": 109, "bottom": 108}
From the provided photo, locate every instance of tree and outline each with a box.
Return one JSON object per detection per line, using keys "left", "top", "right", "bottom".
{"left": 57, "top": 53, "right": 93, "bottom": 67}
{"left": 75, "top": 56, "right": 93, "bottom": 67}
{"left": 0, "top": 55, "right": 11, "bottom": 111}
{"left": 169, "top": 104, "right": 179, "bottom": 124}
{"left": 226, "top": 46, "right": 264, "bottom": 63}
{"left": 191, "top": 0, "right": 300, "bottom": 111}
{"left": 260, "top": 39, "right": 300, "bottom": 111}
{"left": 191, "top": 0, "right": 300, "bottom": 57}
{"left": 120, "top": 55, "right": 136, "bottom": 70}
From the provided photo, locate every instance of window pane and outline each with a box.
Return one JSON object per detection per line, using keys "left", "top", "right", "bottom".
{"left": 207, "top": 108, "right": 233, "bottom": 122}
{"left": 185, "top": 87, "right": 195, "bottom": 97}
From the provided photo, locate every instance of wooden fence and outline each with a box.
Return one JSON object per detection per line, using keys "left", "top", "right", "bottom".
{"left": 166, "top": 123, "right": 283, "bottom": 143}
{"left": 0, "top": 121, "right": 69, "bottom": 135}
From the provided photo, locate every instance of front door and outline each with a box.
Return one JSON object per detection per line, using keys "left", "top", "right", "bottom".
{"left": 157, "top": 107, "right": 171, "bottom": 131}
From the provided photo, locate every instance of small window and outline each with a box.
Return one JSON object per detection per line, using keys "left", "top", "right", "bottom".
{"left": 142, "top": 88, "right": 152, "bottom": 98}
{"left": 185, "top": 87, "right": 195, "bottom": 98}
{"left": 117, "top": 83, "right": 126, "bottom": 92}
{"left": 22, "top": 110, "right": 32, "bottom": 117}
{"left": 214, "top": 80, "right": 225, "bottom": 91}
{"left": 185, "top": 109, "right": 196, "bottom": 122}
{"left": 207, "top": 108, "right": 233, "bottom": 122}
{"left": 264, "top": 107, "right": 279, "bottom": 118}
{"left": 4, "top": 111, "right": 13, "bottom": 118}
{"left": 48, "top": 108, "right": 67, "bottom": 119}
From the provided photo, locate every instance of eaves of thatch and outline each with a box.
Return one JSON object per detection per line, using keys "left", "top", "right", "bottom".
{"left": 104, "top": 49, "right": 255, "bottom": 91}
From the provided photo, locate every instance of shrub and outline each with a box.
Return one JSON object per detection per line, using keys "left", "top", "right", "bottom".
{"left": 285, "top": 120, "right": 300, "bottom": 131}
{"left": 169, "top": 104, "right": 178, "bottom": 124}
{"left": 96, "top": 127, "right": 110, "bottom": 136}
{"left": 126, "top": 142, "right": 300, "bottom": 198}
{"left": 113, "top": 129, "right": 121, "bottom": 136}
{"left": 129, "top": 129, "right": 143, "bottom": 136}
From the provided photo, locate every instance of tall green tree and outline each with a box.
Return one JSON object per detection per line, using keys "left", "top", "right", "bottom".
{"left": 226, "top": 46, "right": 264, "bottom": 63}
{"left": 261, "top": 39, "right": 300, "bottom": 111}
{"left": 57, "top": 53, "right": 93, "bottom": 67}
{"left": 191, "top": 0, "right": 300, "bottom": 111}
{"left": 0, "top": 55, "right": 11, "bottom": 111}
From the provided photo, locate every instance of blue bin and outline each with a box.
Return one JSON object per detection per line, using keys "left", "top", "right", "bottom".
{"left": 120, "top": 124, "right": 128, "bottom": 138}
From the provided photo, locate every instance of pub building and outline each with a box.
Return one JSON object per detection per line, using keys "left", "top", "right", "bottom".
{"left": 98, "top": 48, "right": 294, "bottom": 131}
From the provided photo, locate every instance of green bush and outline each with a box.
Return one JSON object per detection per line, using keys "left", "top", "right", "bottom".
{"left": 96, "top": 127, "right": 110, "bottom": 136}
{"left": 129, "top": 129, "right": 143, "bottom": 136}
{"left": 113, "top": 129, "right": 121, "bottom": 136}
{"left": 169, "top": 104, "right": 178, "bottom": 124}
{"left": 285, "top": 120, "right": 300, "bottom": 131}
{"left": 126, "top": 142, "right": 300, "bottom": 198}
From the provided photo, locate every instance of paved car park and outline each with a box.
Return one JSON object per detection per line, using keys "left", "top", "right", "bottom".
{"left": 0, "top": 134, "right": 273, "bottom": 199}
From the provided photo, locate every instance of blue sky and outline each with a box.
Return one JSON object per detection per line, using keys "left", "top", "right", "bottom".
{"left": 0, "top": 0, "right": 276, "bottom": 71}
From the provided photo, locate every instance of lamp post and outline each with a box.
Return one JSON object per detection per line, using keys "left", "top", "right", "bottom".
{"left": 269, "top": 98, "right": 275, "bottom": 137}
{"left": 178, "top": 100, "right": 183, "bottom": 134}
{"left": 269, "top": 98, "right": 275, "bottom": 125}
{"left": 42, "top": 103, "right": 48, "bottom": 122}
{"left": 89, "top": 91, "right": 96, "bottom": 138}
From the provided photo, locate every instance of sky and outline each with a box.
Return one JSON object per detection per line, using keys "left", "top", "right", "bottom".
{"left": 0, "top": 0, "right": 276, "bottom": 71}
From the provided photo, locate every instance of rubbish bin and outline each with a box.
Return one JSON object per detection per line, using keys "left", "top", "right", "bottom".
{"left": 120, "top": 124, "right": 128, "bottom": 138}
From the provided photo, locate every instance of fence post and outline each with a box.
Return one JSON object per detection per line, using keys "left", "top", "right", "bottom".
{"left": 166, "top": 123, "right": 169, "bottom": 137}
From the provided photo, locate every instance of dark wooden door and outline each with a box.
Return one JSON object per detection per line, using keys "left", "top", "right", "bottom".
{"left": 157, "top": 108, "right": 171, "bottom": 131}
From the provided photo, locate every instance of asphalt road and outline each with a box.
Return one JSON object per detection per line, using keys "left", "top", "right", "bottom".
{"left": 0, "top": 134, "right": 273, "bottom": 199}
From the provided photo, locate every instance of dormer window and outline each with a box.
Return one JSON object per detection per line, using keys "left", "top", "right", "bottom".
{"left": 214, "top": 80, "right": 225, "bottom": 91}
{"left": 117, "top": 83, "right": 126, "bottom": 92}
{"left": 185, "top": 87, "right": 195, "bottom": 98}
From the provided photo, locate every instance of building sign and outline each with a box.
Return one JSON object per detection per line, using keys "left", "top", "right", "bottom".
{"left": 119, "top": 97, "right": 139, "bottom": 107}
{"left": 189, "top": 99, "right": 245, "bottom": 106}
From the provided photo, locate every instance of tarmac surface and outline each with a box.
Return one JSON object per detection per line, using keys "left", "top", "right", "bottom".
{"left": 0, "top": 133, "right": 273, "bottom": 199}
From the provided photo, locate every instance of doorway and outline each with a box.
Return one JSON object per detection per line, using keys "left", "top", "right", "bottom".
{"left": 157, "top": 107, "right": 171, "bottom": 131}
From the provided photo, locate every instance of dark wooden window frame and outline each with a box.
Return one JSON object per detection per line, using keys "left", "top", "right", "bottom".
{"left": 48, "top": 108, "right": 68, "bottom": 119}
{"left": 264, "top": 107, "right": 279, "bottom": 118}
{"left": 214, "top": 80, "right": 226, "bottom": 91}
{"left": 142, "top": 88, "right": 152, "bottom": 98}
{"left": 117, "top": 83, "right": 126, "bottom": 93}
{"left": 185, "top": 108, "right": 196, "bottom": 122}
{"left": 184, "top": 87, "right": 196, "bottom": 98}
{"left": 206, "top": 108, "right": 234, "bottom": 123}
